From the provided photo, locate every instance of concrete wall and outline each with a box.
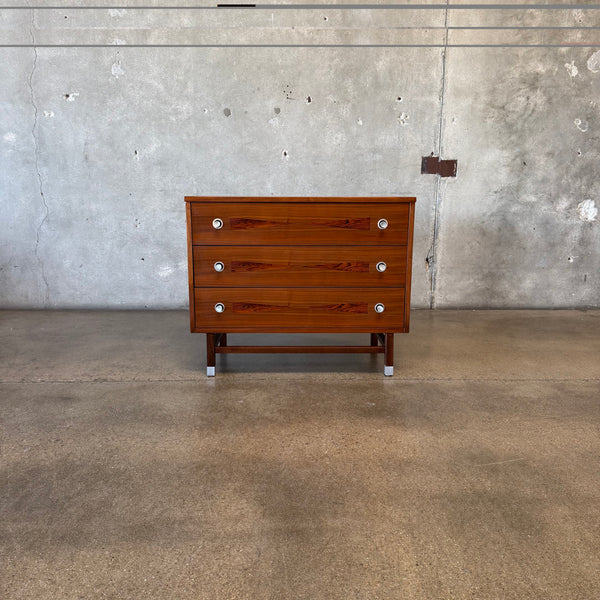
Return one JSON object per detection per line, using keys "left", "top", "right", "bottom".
{"left": 1, "top": 3, "right": 599, "bottom": 309}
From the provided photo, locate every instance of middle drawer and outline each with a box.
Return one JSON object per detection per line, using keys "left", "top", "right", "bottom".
{"left": 193, "top": 245, "right": 407, "bottom": 288}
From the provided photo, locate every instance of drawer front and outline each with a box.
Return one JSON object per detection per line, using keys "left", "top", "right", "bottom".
{"left": 194, "top": 288, "right": 405, "bottom": 332}
{"left": 193, "top": 245, "right": 407, "bottom": 288}
{"left": 190, "top": 202, "right": 410, "bottom": 246}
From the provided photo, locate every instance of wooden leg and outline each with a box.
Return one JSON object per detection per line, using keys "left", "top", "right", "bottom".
{"left": 384, "top": 333, "right": 394, "bottom": 376}
{"left": 207, "top": 333, "right": 216, "bottom": 377}
{"left": 205, "top": 333, "right": 389, "bottom": 375}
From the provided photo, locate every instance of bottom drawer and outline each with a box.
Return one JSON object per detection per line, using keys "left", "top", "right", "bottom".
{"left": 193, "top": 288, "right": 405, "bottom": 333}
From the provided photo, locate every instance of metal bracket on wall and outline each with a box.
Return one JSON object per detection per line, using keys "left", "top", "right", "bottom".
{"left": 421, "top": 155, "right": 458, "bottom": 178}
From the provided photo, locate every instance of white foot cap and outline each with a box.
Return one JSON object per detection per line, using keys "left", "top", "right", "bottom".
{"left": 207, "top": 366, "right": 215, "bottom": 377}
{"left": 384, "top": 365, "right": 394, "bottom": 377}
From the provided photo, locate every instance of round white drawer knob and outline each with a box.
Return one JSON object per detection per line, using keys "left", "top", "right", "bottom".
{"left": 374, "top": 303, "right": 385, "bottom": 313}
{"left": 214, "top": 261, "right": 225, "bottom": 272}
{"left": 212, "top": 218, "right": 223, "bottom": 230}
{"left": 214, "top": 303, "right": 225, "bottom": 313}
{"left": 376, "top": 261, "right": 387, "bottom": 272}
{"left": 377, "top": 218, "right": 389, "bottom": 230}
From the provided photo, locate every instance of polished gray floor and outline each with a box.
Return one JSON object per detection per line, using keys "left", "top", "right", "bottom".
{"left": 1, "top": 310, "right": 599, "bottom": 599}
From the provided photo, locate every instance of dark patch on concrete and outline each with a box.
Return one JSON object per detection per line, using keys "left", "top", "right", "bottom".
{"left": 274, "top": 107, "right": 281, "bottom": 114}
{"left": 223, "top": 108, "right": 231, "bottom": 117}
{"left": 421, "top": 155, "right": 457, "bottom": 178}
{"left": 425, "top": 251, "right": 433, "bottom": 271}
{"left": 0, "top": 457, "right": 227, "bottom": 552}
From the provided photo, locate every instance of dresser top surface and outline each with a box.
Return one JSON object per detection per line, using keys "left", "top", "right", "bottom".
{"left": 185, "top": 196, "right": 416, "bottom": 204}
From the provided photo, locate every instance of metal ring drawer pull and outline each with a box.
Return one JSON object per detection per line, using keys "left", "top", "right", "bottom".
{"left": 377, "top": 218, "right": 389, "bottom": 230}
{"left": 212, "top": 218, "right": 223, "bottom": 230}
{"left": 376, "top": 261, "right": 387, "bottom": 272}
{"left": 214, "top": 261, "right": 225, "bottom": 272}
{"left": 374, "top": 303, "right": 385, "bottom": 313}
{"left": 214, "top": 303, "right": 225, "bottom": 313}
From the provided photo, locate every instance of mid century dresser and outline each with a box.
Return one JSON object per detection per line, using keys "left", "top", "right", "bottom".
{"left": 185, "top": 196, "right": 416, "bottom": 376}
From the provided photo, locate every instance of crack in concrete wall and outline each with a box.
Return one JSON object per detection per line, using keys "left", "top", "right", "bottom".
{"left": 427, "top": 0, "right": 449, "bottom": 310}
{"left": 28, "top": 8, "right": 50, "bottom": 306}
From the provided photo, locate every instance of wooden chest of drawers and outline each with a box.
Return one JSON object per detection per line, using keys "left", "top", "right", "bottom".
{"left": 185, "top": 196, "right": 416, "bottom": 376}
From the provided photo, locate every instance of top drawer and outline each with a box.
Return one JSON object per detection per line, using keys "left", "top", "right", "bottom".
{"left": 189, "top": 202, "right": 411, "bottom": 246}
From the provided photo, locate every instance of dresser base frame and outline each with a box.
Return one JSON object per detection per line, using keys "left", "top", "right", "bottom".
{"left": 205, "top": 332, "right": 394, "bottom": 376}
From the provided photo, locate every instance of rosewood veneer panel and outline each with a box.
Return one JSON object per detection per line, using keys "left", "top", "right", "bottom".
{"left": 190, "top": 202, "right": 410, "bottom": 246}
{"left": 193, "top": 288, "right": 406, "bottom": 333}
{"left": 193, "top": 245, "right": 408, "bottom": 288}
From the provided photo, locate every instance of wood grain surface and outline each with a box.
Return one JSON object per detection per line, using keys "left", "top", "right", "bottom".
{"left": 192, "top": 245, "right": 407, "bottom": 288}
{"left": 190, "top": 202, "right": 410, "bottom": 246}
{"left": 193, "top": 288, "right": 406, "bottom": 333}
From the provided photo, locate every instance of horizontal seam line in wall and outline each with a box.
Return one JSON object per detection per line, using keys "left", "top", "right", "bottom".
{"left": 3, "top": 26, "right": 600, "bottom": 29}
{"left": 4, "top": 4, "right": 600, "bottom": 9}
{"left": 3, "top": 44, "right": 600, "bottom": 47}
{"left": 452, "top": 26, "right": 600, "bottom": 29}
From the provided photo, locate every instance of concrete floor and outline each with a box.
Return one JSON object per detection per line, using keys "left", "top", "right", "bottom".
{"left": 1, "top": 310, "right": 599, "bottom": 599}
